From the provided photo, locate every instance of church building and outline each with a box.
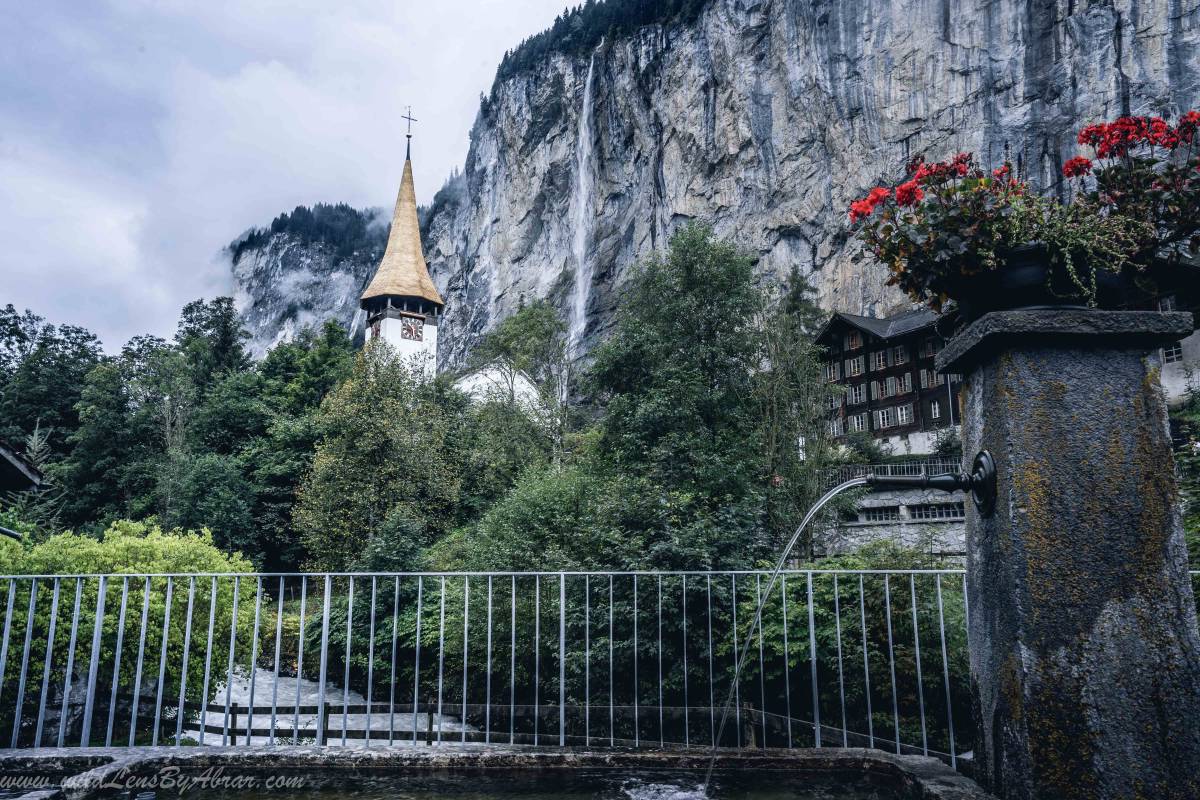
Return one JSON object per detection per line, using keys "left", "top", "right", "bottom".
{"left": 360, "top": 130, "right": 444, "bottom": 374}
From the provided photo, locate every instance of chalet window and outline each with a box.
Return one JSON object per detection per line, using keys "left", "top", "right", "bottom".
{"left": 930, "top": 399, "right": 941, "bottom": 420}
{"left": 869, "top": 381, "right": 879, "bottom": 400}
{"left": 825, "top": 361, "right": 842, "bottom": 382}
{"left": 846, "top": 355, "right": 865, "bottom": 377}
{"left": 850, "top": 383, "right": 867, "bottom": 405}
{"left": 845, "top": 331, "right": 863, "bottom": 350}
{"left": 899, "top": 372, "right": 912, "bottom": 394}
{"left": 893, "top": 346, "right": 909, "bottom": 365}
{"left": 862, "top": 506, "right": 901, "bottom": 522}
{"left": 921, "top": 369, "right": 945, "bottom": 388}
{"left": 1163, "top": 342, "right": 1184, "bottom": 363}
{"left": 872, "top": 350, "right": 889, "bottom": 371}
{"left": 921, "top": 337, "right": 939, "bottom": 358}
{"left": 897, "top": 404, "right": 914, "bottom": 425}
{"left": 828, "top": 417, "right": 845, "bottom": 437}
{"left": 874, "top": 407, "right": 896, "bottom": 429}
{"left": 849, "top": 412, "right": 869, "bottom": 433}
{"left": 828, "top": 391, "right": 844, "bottom": 410}
{"left": 908, "top": 502, "right": 966, "bottom": 520}
{"left": 1158, "top": 295, "right": 1178, "bottom": 312}
{"left": 884, "top": 376, "right": 897, "bottom": 397}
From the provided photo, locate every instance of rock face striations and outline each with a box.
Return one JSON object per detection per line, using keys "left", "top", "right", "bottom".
{"left": 231, "top": 205, "right": 387, "bottom": 357}
{"left": 237, "top": 0, "right": 1200, "bottom": 367}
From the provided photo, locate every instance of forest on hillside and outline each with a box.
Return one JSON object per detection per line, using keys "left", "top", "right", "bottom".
{"left": 3, "top": 224, "right": 1197, "bottom": 578}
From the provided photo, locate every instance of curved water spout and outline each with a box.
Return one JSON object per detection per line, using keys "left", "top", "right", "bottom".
{"left": 702, "top": 476, "right": 868, "bottom": 791}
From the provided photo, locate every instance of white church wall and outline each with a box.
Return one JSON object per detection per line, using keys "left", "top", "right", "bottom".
{"left": 374, "top": 315, "right": 437, "bottom": 376}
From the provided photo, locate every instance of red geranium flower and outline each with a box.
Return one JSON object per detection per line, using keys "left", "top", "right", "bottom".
{"left": 1062, "top": 156, "right": 1093, "bottom": 178}
{"left": 895, "top": 179, "right": 924, "bottom": 207}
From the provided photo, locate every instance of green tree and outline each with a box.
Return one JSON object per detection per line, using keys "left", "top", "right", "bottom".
{"left": 159, "top": 452, "right": 255, "bottom": 555}
{"left": 585, "top": 223, "right": 767, "bottom": 567}
{"left": 0, "top": 314, "right": 102, "bottom": 454}
{"left": 295, "top": 342, "right": 461, "bottom": 570}
{"left": 174, "top": 297, "right": 250, "bottom": 395}
{"left": 755, "top": 270, "right": 847, "bottom": 556}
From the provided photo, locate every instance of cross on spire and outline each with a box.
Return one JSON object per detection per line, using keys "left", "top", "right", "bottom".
{"left": 403, "top": 105, "right": 417, "bottom": 159}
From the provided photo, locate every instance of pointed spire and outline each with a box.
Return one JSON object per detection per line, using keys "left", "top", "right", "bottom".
{"left": 360, "top": 147, "right": 444, "bottom": 308}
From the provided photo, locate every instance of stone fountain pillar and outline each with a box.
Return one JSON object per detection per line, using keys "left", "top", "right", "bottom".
{"left": 936, "top": 309, "right": 1200, "bottom": 800}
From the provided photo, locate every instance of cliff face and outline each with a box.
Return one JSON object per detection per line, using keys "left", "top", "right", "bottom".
{"left": 422, "top": 0, "right": 1200, "bottom": 369}
{"left": 230, "top": 205, "right": 387, "bottom": 357}
{"left": 232, "top": 230, "right": 380, "bottom": 357}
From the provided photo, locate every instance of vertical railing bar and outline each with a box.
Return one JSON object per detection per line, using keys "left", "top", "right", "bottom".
{"left": 295, "top": 577, "right": 308, "bottom": 743}
{"left": 34, "top": 578, "right": 61, "bottom": 748}
{"left": 462, "top": 576, "right": 470, "bottom": 745}
{"left": 558, "top": 573, "right": 565, "bottom": 748}
{"left": 0, "top": 581, "right": 15, "bottom": 716}
{"left": 632, "top": 574, "right": 638, "bottom": 748}
{"left": 151, "top": 577, "right": 174, "bottom": 746}
{"left": 486, "top": 575, "right": 493, "bottom": 744}
{"left": 584, "top": 574, "right": 589, "bottom": 747}
{"left": 221, "top": 576, "right": 241, "bottom": 746}
{"left": 657, "top": 575, "right": 664, "bottom": 747}
{"left": 936, "top": 575, "right": 957, "bottom": 769}
{"left": 509, "top": 576, "right": 516, "bottom": 745}
{"left": 730, "top": 574, "right": 739, "bottom": 748}
{"left": 245, "top": 577, "right": 262, "bottom": 746}
{"left": 389, "top": 576, "right": 399, "bottom": 745}
{"left": 910, "top": 574, "right": 928, "bottom": 755}
{"left": 807, "top": 571, "right": 821, "bottom": 748}
{"left": 706, "top": 575, "right": 714, "bottom": 748}
{"left": 81, "top": 575, "right": 108, "bottom": 747}
{"left": 58, "top": 579, "right": 80, "bottom": 749}
{"left": 9, "top": 580, "right": 36, "bottom": 747}
{"left": 834, "top": 574, "right": 848, "bottom": 748}
{"left": 341, "top": 576, "right": 353, "bottom": 746}
{"left": 412, "top": 576, "right": 423, "bottom": 746}
{"left": 859, "top": 575, "right": 874, "bottom": 748}
{"left": 608, "top": 575, "right": 614, "bottom": 748}
{"left": 781, "top": 575, "right": 792, "bottom": 749}
{"left": 482, "top": 575, "right": 492, "bottom": 743}
{"left": 0, "top": 581, "right": 15, "bottom": 739}
{"left": 172, "top": 577, "right": 195, "bottom": 746}
{"left": 756, "top": 575, "right": 766, "bottom": 748}
{"left": 681, "top": 575, "right": 691, "bottom": 753}
{"left": 366, "top": 576, "right": 377, "bottom": 747}
{"left": 884, "top": 574, "right": 900, "bottom": 754}
{"left": 12, "top": 579, "right": 39, "bottom": 748}
{"left": 316, "top": 576, "right": 331, "bottom": 746}
{"left": 436, "top": 576, "right": 446, "bottom": 745}
{"left": 270, "top": 576, "right": 285, "bottom": 745}
{"left": 533, "top": 574, "right": 539, "bottom": 746}
{"left": 198, "top": 577, "right": 217, "bottom": 747}
{"left": 107, "top": 575, "right": 128, "bottom": 747}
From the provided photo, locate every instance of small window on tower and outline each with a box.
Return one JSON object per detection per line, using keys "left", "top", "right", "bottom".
{"left": 401, "top": 316, "right": 424, "bottom": 341}
{"left": 370, "top": 320, "right": 381, "bottom": 340}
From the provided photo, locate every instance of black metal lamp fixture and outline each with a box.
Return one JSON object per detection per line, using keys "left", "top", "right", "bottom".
{"left": 866, "top": 450, "right": 997, "bottom": 517}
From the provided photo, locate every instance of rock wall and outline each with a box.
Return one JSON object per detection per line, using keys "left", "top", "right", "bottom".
{"left": 422, "top": 0, "right": 1200, "bottom": 369}
{"left": 232, "top": 231, "right": 380, "bottom": 357}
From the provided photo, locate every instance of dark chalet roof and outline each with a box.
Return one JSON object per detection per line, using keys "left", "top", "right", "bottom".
{"left": 0, "top": 438, "right": 42, "bottom": 494}
{"left": 817, "top": 308, "right": 948, "bottom": 345}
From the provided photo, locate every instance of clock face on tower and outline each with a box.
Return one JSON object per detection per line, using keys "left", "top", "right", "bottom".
{"left": 400, "top": 316, "right": 424, "bottom": 341}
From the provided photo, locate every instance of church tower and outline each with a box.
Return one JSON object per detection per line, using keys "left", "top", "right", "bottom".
{"left": 361, "top": 119, "right": 444, "bottom": 373}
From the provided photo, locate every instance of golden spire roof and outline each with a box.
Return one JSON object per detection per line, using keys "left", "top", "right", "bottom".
{"left": 360, "top": 155, "right": 444, "bottom": 308}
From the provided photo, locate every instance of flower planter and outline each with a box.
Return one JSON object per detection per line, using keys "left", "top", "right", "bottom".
{"left": 949, "top": 243, "right": 1135, "bottom": 322}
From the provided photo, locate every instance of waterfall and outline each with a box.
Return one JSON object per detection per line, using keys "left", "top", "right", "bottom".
{"left": 568, "top": 52, "right": 597, "bottom": 358}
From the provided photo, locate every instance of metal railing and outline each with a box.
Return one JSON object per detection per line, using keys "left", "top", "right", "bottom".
{"left": 0, "top": 570, "right": 1196, "bottom": 766}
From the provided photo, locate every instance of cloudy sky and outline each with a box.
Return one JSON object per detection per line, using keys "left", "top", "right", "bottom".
{"left": 1, "top": 0, "right": 566, "bottom": 350}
